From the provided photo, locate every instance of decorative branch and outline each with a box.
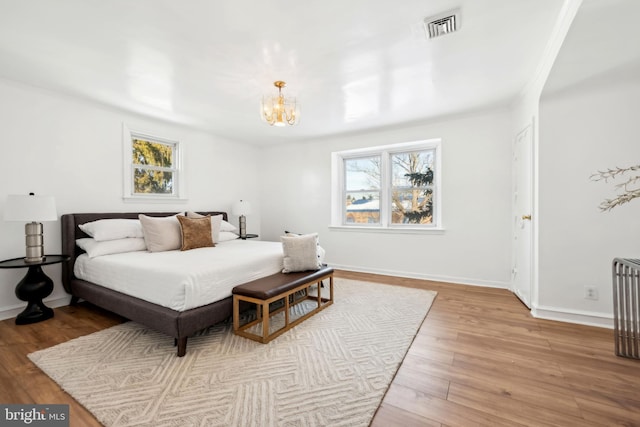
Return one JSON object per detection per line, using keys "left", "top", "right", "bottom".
{"left": 613, "top": 175, "right": 640, "bottom": 190}
{"left": 590, "top": 165, "right": 640, "bottom": 182}
{"left": 599, "top": 188, "right": 640, "bottom": 211}
{"left": 591, "top": 164, "right": 640, "bottom": 211}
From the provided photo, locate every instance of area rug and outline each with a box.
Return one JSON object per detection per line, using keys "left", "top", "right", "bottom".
{"left": 29, "top": 279, "right": 436, "bottom": 427}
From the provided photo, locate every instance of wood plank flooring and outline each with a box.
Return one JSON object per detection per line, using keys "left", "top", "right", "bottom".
{"left": 1, "top": 270, "right": 639, "bottom": 426}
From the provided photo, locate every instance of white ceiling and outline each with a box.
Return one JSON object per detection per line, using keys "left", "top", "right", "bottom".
{"left": 0, "top": 0, "right": 566, "bottom": 145}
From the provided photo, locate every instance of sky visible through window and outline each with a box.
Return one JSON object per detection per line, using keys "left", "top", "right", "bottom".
{"left": 345, "top": 157, "right": 379, "bottom": 192}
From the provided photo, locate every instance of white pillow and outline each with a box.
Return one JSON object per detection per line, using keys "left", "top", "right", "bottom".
{"left": 285, "top": 231, "right": 326, "bottom": 264}
{"left": 186, "top": 212, "right": 222, "bottom": 243}
{"left": 281, "top": 233, "right": 323, "bottom": 273}
{"left": 217, "top": 231, "right": 238, "bottom": 242}
{"left": 220, "top": 219, "right": 237, "bottom": 232}
{"left": 79, "top": 219, "right": 144, "bottom": 241}
{"left": 317, "top": 245, "right": 326, "bottom": 264}
{"left": 139, "top": 214, "right": 183, "bottom": 252}
{"left": 76, "top": 237, "right": 147, "bottom": 258}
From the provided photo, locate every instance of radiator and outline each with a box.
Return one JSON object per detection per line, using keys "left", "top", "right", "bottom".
{"left": 612, "top": 258, "right": 640, "bottom": 359}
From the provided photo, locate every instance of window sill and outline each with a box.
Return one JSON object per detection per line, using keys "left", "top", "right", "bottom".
{"left": 328, "top": 225, "right": 445, "bottom": 235}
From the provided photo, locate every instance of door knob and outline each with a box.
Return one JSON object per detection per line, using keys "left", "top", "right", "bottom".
{"left": 522, "top": 214, "right": 531, "bottom": 220}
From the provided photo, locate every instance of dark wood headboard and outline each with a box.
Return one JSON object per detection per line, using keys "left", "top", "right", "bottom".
{"left": 60, "top": 211, "right": 228, "bottom": 294}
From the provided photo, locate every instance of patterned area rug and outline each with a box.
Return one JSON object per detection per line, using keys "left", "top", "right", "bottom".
{"left": 29, "top": 279, "right": 436, "bottom": 427}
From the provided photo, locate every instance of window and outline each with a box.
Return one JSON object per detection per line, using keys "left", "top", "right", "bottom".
{"left": 122, "top": 125, "right": 186, "bottom": 201}
{"left": 331, "top": 139, "right": 441, "bottom": 230}
{"left": 344, "top": 156, "right": 381, "bottom": 224}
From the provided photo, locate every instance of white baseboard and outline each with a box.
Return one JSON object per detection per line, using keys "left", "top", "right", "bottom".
{"left": 329, "top": 262, "right": 510, "bottom": 289}
{"left": 1, "top": 274, "right": 611, "bottom": 331}
{"left": 532, "top": 304, "right": 613, "bottom": 329}
{"left": 330, "top": 263, "right": 614, "bottom": 329}
{"left": 0, "top": 296, "right": 73, "bottom": 322}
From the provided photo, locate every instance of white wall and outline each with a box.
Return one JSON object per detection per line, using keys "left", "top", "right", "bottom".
{"left": 0, "top": 79, "right": 260, "bottom": 319}
{"left": 511, "top": 0, "right": 583, "bottom": 310}
{"left": 259, "top": 109, "right": 513, "bottom": 287}
{"left": 537, "top": 76, "right": 640, "bottom": 326}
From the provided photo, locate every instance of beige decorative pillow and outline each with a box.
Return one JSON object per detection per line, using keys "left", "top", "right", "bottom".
{"left": 281, "top": 233, "right": 322, "bottom": 273}
{"left": 285, "top": 231, "right": 326, "bottom": 264}
{"left": 139, "top": 214, "right": 182, "bottom": 252}
{"left": 186, "top": 211, "right": 222, "bottom": 243}
{"left": 177, "top": 215, "right": 214, "bottom": 251}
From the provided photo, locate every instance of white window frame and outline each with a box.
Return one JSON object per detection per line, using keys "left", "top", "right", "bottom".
{"left": 331, "top": 139, "right": 443, "bottom": 233}
{"left": 122, "top": 124, "right": 187, "bottom": 202}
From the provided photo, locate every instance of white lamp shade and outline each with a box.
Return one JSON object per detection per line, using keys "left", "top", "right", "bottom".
{"left": 231, "top": 200, "right": 252, "bottom": 216}
{"left": 4, "top": 194, "right": 57, "bottom": 222}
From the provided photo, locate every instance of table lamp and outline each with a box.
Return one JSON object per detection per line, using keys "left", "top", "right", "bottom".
{"left": 4, "top": 193, "right": 57, "bottom": 263}
{"left": 231, "top": 199, "right": 252, "bottom": 239}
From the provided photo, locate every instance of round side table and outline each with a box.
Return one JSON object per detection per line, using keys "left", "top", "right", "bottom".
{"left": 0, "top": 254, "right": 70, "bottom": 325}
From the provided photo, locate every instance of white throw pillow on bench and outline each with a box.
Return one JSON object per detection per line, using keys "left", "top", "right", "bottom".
{"left": 281, "top": 233, "right": 323, "bottom": 273}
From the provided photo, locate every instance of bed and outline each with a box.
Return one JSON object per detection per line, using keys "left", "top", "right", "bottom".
{"left": 61, "top": 211, "right": 283, "bottom": 357}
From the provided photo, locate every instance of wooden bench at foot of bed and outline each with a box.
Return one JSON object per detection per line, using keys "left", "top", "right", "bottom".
{"left": 232, "top": 266, "right": 334, "bottom": 343}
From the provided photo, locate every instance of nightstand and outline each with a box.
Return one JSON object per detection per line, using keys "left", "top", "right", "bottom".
{"left": 0, "top": 254, "right": 70, "bottom": 325}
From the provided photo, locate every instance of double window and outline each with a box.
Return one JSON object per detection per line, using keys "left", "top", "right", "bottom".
{"left": 123, "top": 125, "right": 185, "bottom": 201}
{"left": 332, "top": 139, "right": 441, "bottom": 229}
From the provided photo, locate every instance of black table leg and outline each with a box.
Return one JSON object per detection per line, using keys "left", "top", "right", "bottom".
{"left": 14, "top": 265, "right": 54, "bottom": 325}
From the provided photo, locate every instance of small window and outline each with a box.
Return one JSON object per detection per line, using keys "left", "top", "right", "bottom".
{"left": 123, "top": 125, "right": 186, "bottom": 201}
{"left": 331, "top": 139, "right": 441, "bottom": 230}
{"left": 132, "top": 137, "right": 175, "bottom": 195}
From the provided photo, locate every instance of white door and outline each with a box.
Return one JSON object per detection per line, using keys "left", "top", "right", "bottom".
{"left": 512, "top": 123, "right": 533, "bottom": 308}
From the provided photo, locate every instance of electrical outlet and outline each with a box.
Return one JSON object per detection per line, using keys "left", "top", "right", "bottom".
{"left": 584, "top": 286, "right": 599, "bottom": 300}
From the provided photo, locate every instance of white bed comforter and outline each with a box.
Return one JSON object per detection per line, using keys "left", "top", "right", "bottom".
{"left": 74, "top": 240, "right": 284, "bottom": 311}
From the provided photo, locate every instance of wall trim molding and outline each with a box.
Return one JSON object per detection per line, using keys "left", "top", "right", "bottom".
{"left": 0, "top": 296, "right": 72, "bottom": 322}
{"left": 0, "top": 274, "right": 612, "bottom": 331}
{"left": 532, "top": 304, "right": 613, "bottom": 329}
{"left": 332, "top": 263, "right": 614, "bottom": 330}
{"left": 330, "top": 263, "right": 509, "bottom": 289}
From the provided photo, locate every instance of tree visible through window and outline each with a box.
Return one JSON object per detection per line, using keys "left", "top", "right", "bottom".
{"left": 123, "top": 126, "right": 183, "bottom": 200}
{"left": 333, "top": 140, "right": 441, "bottom": 228}
{"left": 132, "top": 138, "right": 175, "bottom": 195}
{"left": 391, "top": 150, "right": 434, "bottom": 224}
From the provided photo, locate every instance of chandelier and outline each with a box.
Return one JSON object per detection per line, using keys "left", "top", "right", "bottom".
{"left": 260, "top": 81, "right": 299, "bottom": 126}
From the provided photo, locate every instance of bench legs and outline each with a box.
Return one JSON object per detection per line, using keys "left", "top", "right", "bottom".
{"left": 233, "top": 273, "right": 334, "bottom": 344}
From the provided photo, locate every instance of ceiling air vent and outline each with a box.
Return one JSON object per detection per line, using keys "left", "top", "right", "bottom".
{"left": 424, "top": 9, "right": 460, "bottom": 39}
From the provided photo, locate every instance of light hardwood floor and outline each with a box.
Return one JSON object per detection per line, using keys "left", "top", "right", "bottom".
{"left": 1, "top": 270, "right": 639, "bottom": 426}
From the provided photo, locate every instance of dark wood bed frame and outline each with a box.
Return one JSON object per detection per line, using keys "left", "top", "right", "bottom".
{"left": 61, "top": 211, "right": 233, "bottom": 357}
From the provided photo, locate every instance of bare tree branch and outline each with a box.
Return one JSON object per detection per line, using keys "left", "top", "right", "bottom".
{"left": 600, "top": 188, "right": 640, "bottom": 211}
{"left": 590, "top": 165, "right": 640, "bottom": 182}
{"left": 592, "top": 164, "right": 640, "bottom": 211}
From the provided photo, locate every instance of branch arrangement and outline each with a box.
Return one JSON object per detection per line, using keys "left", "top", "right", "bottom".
{"left": 590, "top": 165, "right": 640, "bottom": 211}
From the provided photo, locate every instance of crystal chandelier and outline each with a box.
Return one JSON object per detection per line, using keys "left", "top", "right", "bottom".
{"left": 261, "top": 81, "right": 299, "bottom": 126}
